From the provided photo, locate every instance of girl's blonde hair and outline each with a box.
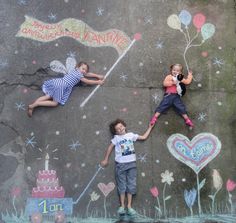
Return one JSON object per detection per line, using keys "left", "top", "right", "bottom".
{"left": 170, "top": 64, "right": 183, "bottom": 73}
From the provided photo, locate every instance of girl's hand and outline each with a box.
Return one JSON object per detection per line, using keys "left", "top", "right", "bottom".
{"left": 97, "top": 79, "right": 105, "bottom": 85}
{"left": 98, "top": 74, "right": 104, "bottom": 80}
{"left": 188, "top": 70, "right": 193, "bottom": 75}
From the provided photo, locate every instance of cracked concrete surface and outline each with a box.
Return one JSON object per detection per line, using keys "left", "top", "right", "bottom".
{"left": 0, "top": 0, "right": 236, "bottom": 222}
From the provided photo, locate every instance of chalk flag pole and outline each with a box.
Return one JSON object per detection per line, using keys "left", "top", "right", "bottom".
{"left": 73, "top": 164, "right": 104, "bottom": 205}
{"left": 80, "top": 33, "right": 142, "bottom": 108}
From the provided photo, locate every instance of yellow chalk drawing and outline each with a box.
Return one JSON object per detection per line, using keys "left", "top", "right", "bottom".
{"left": 16, "top": 15, "right": 132, "bottom": 55}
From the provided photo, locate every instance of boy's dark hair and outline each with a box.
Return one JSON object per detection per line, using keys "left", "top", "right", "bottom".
{"left": 77, "top": 61, "right": 89, "bottom": 72}
{"left": 109, "top": 119, "right": 126, "bottom": 135}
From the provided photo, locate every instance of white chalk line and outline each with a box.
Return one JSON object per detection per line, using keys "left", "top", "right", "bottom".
{"left": 80, "top": 39, "right": 136, "bottom": 108}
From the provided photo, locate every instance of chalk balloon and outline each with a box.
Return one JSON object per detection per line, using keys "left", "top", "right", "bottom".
{"left": 201, "top": 23, "right": 215, "bottom": 40}
{"left": 193, "top": 13, "right": 206, "bottom": 32}
{"left": 179, "top": 10, "right": 192, "bottom": 27}
{"left": 167, "top": 14, "right": 182, "bottom": 30}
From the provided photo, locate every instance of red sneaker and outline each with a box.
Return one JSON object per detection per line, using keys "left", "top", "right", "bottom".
{"left": 150, "top": 115, "right": 157, "bottom": 125}
{"left": 185, "top": 118, "right": 194, "bottom": 127}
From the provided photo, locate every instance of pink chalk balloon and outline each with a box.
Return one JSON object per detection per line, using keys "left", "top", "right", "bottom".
{"left": 193, "top": 13, "right": 206, "bottom": 32}
{"left": 134, "top": 33, "right": 142, "bottom": 40}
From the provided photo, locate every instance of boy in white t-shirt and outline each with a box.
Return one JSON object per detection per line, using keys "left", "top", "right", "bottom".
{"left": 100, "top": 119, "right": 153, "bottom": 216}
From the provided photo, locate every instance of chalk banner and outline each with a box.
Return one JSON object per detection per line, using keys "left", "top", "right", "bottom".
{"left": 16, "top": 16, "right": 132, "bottom": 55}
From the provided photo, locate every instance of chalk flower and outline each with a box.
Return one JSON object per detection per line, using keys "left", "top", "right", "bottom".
{"left": 11, "top": 187, "right": 21, "bottom": 197}
{"left": 226, "top": 179, "right": 236, "bottom": 192}
{"left": 212, "top": 169, "right": 223, "bottom": 190}
{"left": 150, "top": 186, "right": 159, "bottom": 197}
{"left": 161, "top": 170, "right": 174, "bottom": 185}
{"left": 90, "top": 191, "right": 100, "bottom": 201}
{"left": 184, "top": 188, "right": 197, "bottom": 208}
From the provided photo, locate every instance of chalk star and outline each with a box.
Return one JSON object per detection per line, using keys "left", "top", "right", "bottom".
{"left": 152, "top": 93, "right": 161, "bottom": 104}
{"left": 212, "top": 57, "right": 224, "bottom": 67}
{"left": 25, "top": 136, "right": 37, "bottom": 148}
{"left": 17, "top": 0, "right": 27, "bottom": 5}
{"left": 67, "top": 51, "right": 76, "bottom": 58}
{"left": 198, "top": 112, "right": 207, "bottom": 122}
{"left": 48, "top": 13, "right": 57, "bottom": 21}
{"left": 15, "top": 102, "right": 26, "bottom": 111}
{"left": 144, "top": 15, "right": 153, "bottom": 25}
{"left": 156, "top": 38, "right": 164, "bottom": 49}
{"left": 137, "top": 153, "right": 147, "bottom": 163}
{"left": 96, "top": 7, "right": 104, "bottom": 16}
{"left": 0, "top": 59, "right": 8, "bottom": 70}
{"left": 120, "top": 73, "right": 128, "bottom": 82}
{"left": 69, "top": 140, "right": 81, "bottom": 151}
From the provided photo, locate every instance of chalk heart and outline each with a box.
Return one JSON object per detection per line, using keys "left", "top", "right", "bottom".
{"left": 98, "top": 182, "right": 115, "bottom": 197}
{"left": 167, "top": 133, "right": 221, "bottom": 174}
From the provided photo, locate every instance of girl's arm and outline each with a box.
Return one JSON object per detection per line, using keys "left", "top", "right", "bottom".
{"left": 84, "top": 72, "right": 104, "bottom": 80}
{"left": 137, "top": 124, "right": 154, "bottom": 141}
{"left": 100, "top": 143, "right": 115, "bottom": 167}
{"left": 163, "top": 74, "right": 175, "bottom": 87}
{"left": 181, "top": 70, "right": 193, "bottom": 85}
{"left": 80, "top": 77, "right": 104, "bottom": 85}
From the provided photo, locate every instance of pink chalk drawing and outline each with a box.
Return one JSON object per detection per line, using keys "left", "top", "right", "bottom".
{"left": 167, "top": 133, "right": 221, "bottom": 216}
{"left": 98, "top": 182, "right": 115, "bottom": 197}
{"left": 226, "top": 179, "right": 236, "bottom": 214}
{"left": 31, "top": 212, "right": 42, "bottom": 223}
{"left": 97, "top": 182, "right": 115, "bottom": 218}
{"left": 150, "top": 186, "right": 162, "bottom": 219}
{"left": 11, "top": 186, "right": 22, "bottom": 216}
{"left": 193, "top": 13, "right": 206, "bottom": 32}
{"left": 167, "top": 10, "right": 216, "bottom": 77}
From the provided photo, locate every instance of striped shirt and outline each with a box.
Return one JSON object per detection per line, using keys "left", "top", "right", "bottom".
{"left": 42, "top": 68, "right": 84, "bottom": 105}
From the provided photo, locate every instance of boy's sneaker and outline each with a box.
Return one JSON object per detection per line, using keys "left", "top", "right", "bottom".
{"left": 185, "top": 118, "right": 194, "bottom": 127}
{"left": 127, "top": 207, "right": 137, "bottom": 216}
{"left": 117, "top": 207, "right": 125, "bottom": 215}
{"left": 150, "top": 115, "right": 157, "bottom": 125}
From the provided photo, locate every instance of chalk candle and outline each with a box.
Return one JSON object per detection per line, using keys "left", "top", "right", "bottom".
{"left": 45, "top": 153, "right": 49, "bottom": 171}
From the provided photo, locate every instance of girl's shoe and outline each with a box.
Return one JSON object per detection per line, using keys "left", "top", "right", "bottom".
{"left": 150, "top": 115, "right": 157, "bottom": 125}
{"left": 185, "top": 118, "right": 194, "bottom": 127}
{"left": 127, "top": 207, "right": 137, "bottom": 216}
{"left": 117, "top": 207, "right": 126, "bottom": 215}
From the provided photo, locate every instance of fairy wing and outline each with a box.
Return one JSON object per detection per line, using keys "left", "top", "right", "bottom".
{"left": 50, "top": 60, "right": 67, "bottom": 74}
{"left": 66, "top": 57, "right": 77, "bottom": 73}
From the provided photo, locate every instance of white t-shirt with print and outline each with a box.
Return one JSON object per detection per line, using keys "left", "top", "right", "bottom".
{"left": 111, "top": 132, "right": 139, "bottom": 163}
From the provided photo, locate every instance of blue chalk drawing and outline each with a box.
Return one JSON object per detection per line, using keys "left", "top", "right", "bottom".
{"left": 96, "top": 7, "right": 105, "bottom": 16}
{"left": 213, "top": 57, "right": 224, "bottom": 67}
{"left": 184, "top": 188, "right": 197, "bottom": 216}
{"left": 15, "top": 102, "right": 26, "bottom": 111}
{"left": 48, "top": 12, "right": 57, "bottom": 21}
{"left": 198, "top": 112, "right": 207, "bottom": 122}
{"left": 25, "top": 136, "right": 37, "bottom": 148}
{"left": 68, "top": 140, "right": 81, "bottom": 151}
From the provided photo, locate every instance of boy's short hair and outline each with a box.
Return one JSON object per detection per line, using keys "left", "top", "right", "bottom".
{"left": 109, "top": 119, "right": 126, "bottom": 135}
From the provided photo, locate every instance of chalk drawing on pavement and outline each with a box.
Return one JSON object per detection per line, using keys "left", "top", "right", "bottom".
{"left": 167, "top": 10, "right": 216, "bottom": 78}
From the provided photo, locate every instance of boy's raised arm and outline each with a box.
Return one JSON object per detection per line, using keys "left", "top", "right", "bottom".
{"left": 138, "top": 124, "right": 154, "bottom": 141}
